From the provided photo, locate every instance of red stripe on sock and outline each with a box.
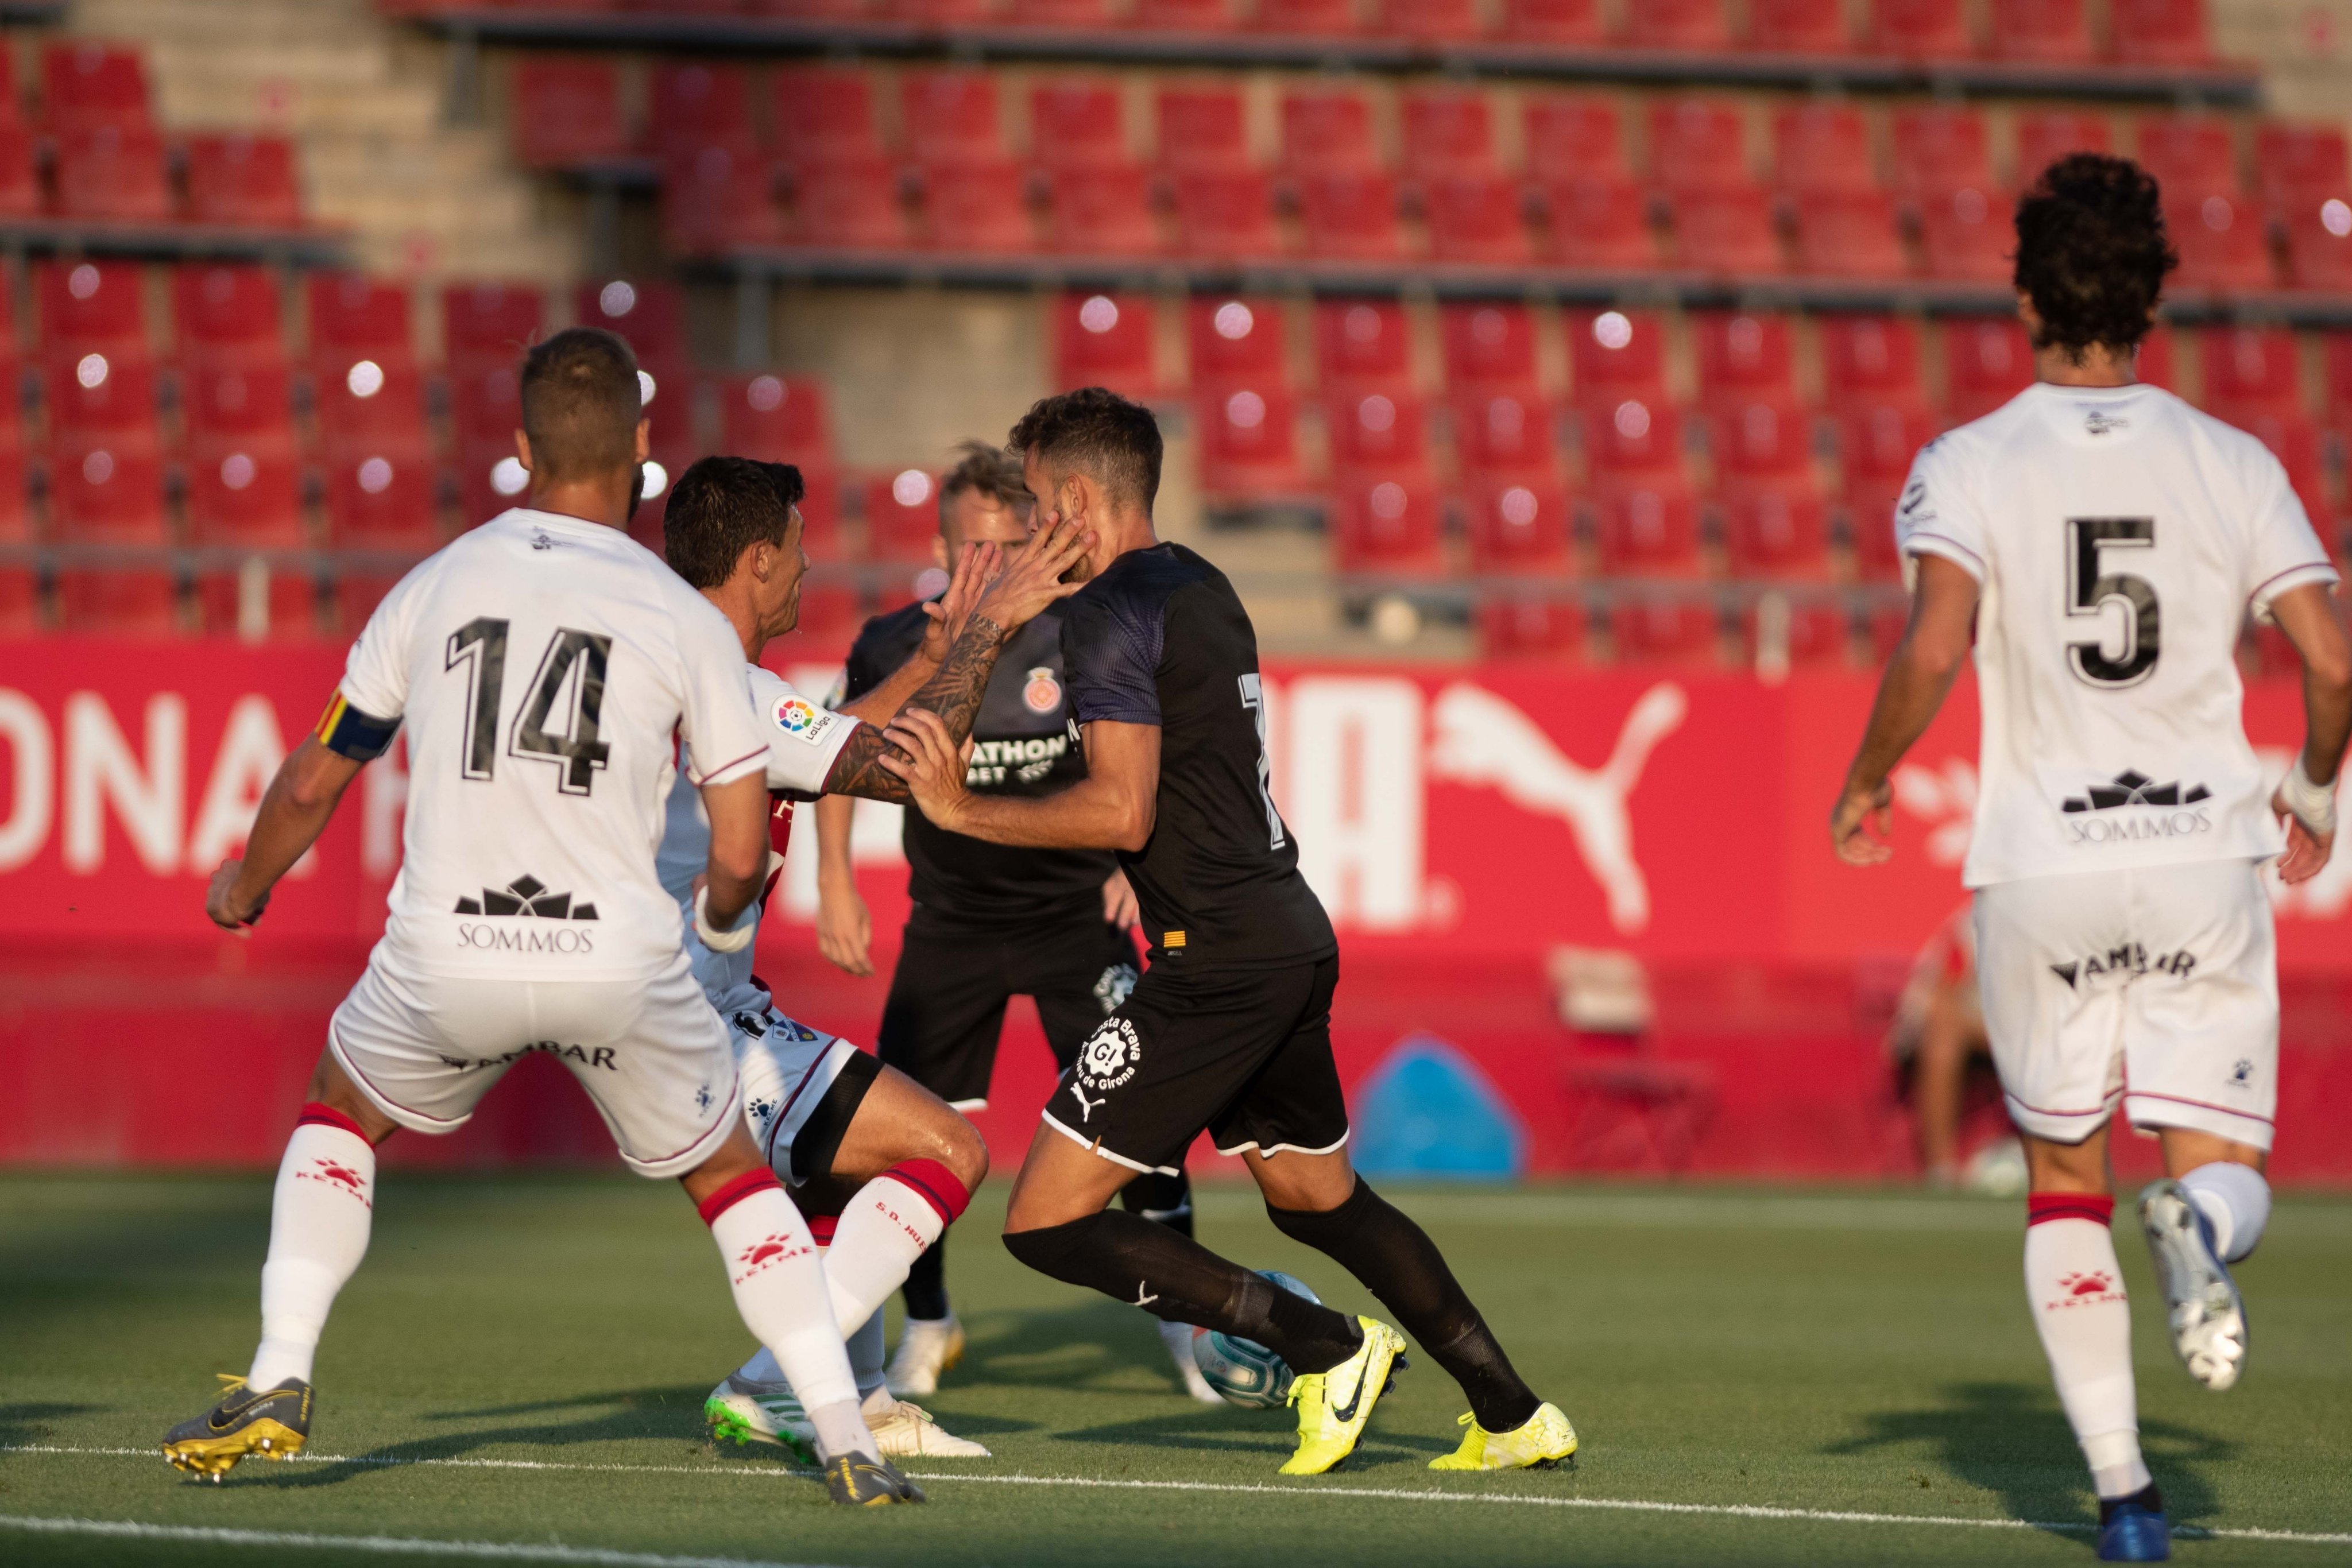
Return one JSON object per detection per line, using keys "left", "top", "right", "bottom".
{"left": 296, "top": 1102, "right": 368, "bottom": 1140}
{"left": 2028, "top": 1191, "right": 2115, "bottom": 1228}
{"left": 697, "top": 1167, "right": 782, "bottom": 1226}
{"left": 884, "top": 1159, "right": 970, "bottom": 1226}
{"left": 808, "top": 1214, "right": 838, "bottom": 1246}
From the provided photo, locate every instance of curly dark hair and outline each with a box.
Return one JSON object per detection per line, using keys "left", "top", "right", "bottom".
{"left": 2011, "top": 153, "right": 2177, "bottom": 360}
{"left": 1005, "top": 386, "right": 1162, "bottom": 514}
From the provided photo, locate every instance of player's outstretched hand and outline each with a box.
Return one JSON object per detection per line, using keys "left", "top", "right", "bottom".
{"left": 1101, "top": 868, "right": 1139, "bottom": 930}
{"left": 919, "top": 541, "right": 999, "bottom": 664}
{"left": 204, "top": 856, "right": 267, "bottom": 931}
{"left": 1830, "top": 780, "right": 1895, "bottom": 866}
{"left": 2271, "top": 788, "right": 2336, "bottom": 885}
{"left": 970, "top": 508, "right": 1092, "bottom": 632}
{"left": 816, "top": 873, "right": 875, "bottom": 976}
{"left": 880, "top": 707, "right": 977, "bottom": 830}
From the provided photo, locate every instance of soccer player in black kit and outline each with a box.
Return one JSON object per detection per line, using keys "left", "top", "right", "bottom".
{"left": 881, "top": 389, "right": 1577, "bottom": 1476}
{"left": 818, "top": 442, "right": 1215, "bottom": 1401}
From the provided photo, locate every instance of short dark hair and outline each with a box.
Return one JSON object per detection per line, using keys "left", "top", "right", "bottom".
{"left": 520, "top": 327, "right": 643, "bottom": 482}
{"left": 937, "top": 439, "right": 1028, "bottom": 531}
{"left": 662, "top": 456, "right": 804, "bottom": 590}
{"left": 2013, "top": 153, "right": 2177, "bottom": 359}
{"left": 1005, "top": 386, "right": 1162, "bottom": 514}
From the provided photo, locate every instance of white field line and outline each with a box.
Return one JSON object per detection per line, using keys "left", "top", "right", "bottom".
{"left": 0, "top": 1515, "right": 844, "bottom": 1567}
{"left": 6, "top": 1445, "right": 2349, "bottom": 1548}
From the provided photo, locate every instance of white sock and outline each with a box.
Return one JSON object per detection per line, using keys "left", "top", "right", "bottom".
{"left": 703, "top": 1176, "right": 873, "bottom": 1461}
{"left": 2180, "top": 1162, "right": 2270, "bottom": 1264}
{"left": 2025, "top": 1204, "right": 2149, "bottom": 1500}
{"left": 824, "top": 1163, "right": 966, "bottom": 1341}
{"left": 248, "top": 1112, "right": 376, "bottom": 1391}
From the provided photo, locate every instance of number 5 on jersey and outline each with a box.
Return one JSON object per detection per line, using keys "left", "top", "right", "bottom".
{"left": 447, "top": 617, "right": 614, "bottom": 795}
{"left": 2065, "top": 517, "right": 2161, "bottom": 690}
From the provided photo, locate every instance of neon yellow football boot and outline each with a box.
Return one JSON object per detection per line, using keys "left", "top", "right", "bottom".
{"left": 1428, "top": 1401, "right": 1579, "bottom": 1472}
{"left": 1280, "top": 1316, "right": 1406, "bottom": 1476}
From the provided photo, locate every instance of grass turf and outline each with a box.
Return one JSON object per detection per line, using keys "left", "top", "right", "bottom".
{"left": 1, "top": 1173, "right": 2347, "bottom": 1567}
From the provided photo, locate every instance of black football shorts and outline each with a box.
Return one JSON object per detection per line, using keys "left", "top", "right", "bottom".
{"left": 1040, "top": 954, "right": 1347, "bottom": 1176}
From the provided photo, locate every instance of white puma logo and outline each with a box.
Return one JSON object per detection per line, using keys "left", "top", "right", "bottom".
{"left": 1132, "top": 1282, "right": 1159, "bottom": 1307}
{"left": 1428, "top": 682, "right": 1688, "bottom": 934}
{"left": 1069, "top": 1083, "right": 1106, "bottom": 1121}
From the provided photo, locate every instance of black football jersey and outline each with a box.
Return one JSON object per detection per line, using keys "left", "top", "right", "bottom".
{"left": 1060, "top": 542, "right": 1336, "bottom": 969}
{"left": 844, "top": 600, "right": 1116, "bottom": 931}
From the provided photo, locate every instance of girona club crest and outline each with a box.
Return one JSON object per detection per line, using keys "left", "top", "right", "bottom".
{"left": 1022, "top": 666, "right": 1062, "bottom": 715}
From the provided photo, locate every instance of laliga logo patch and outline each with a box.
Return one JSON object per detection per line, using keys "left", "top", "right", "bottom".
{"left": 1023, "top": 665, "right": 1062, "bottom": 715}
{"left": 772, "top": 696, "right": 838, "bottom": 746}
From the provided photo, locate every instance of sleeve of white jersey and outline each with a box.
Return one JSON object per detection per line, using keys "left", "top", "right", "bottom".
{"left": 2240, "top": 446, "right": 2341, "bottom": 617}
{"left": 674, "top": 599, "right": 776, "bottom": 789}
{"left": 745, "top": 665, "right": 862, "bottom": 796}
{"left": 335, "top": 558, "right": 430, "bottom": 720}
{"left": 1891, "top": 437, "right": 1990, "bottom": 584}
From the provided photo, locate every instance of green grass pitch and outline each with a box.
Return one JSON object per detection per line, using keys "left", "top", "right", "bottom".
{"left": 2, "top": 1173, "right": 2347, "bottom": 1567}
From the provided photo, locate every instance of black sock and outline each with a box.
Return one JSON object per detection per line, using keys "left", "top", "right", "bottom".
{"left": 1119, "top": 1168, "right": 1195, "bottom": 1240}
{"left": 901, "top": 1236, "right": 949, "bottom": 1321}
{"left": 1267, "top": 1178, "right": 1542, "bottom": 1432}
{"left": 1003, "top": 1211, "right": 1363, "bottom": 1374}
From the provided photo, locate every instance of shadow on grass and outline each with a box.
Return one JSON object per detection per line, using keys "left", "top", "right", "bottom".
{"left": 960, "top": 1300, "right": 1206, "bottom": 1395}
{"left": 1827, "top": 1380, "right": 2235, "bottom": 1530}
{"left": 1051, "top": 1405, "right": 1453, "bottom": 1473}
{"left": 0, "top": 1401, "right": 101, "bottom": 1447}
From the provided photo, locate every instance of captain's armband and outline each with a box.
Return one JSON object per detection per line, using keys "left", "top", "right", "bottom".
{"left": 315, "top": 691, "right": 400, "bottom": 761}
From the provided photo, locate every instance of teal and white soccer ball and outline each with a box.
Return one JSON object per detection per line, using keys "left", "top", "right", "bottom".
{"left": 1190, "top": 1270, "right": 1322, "bottom": 1410}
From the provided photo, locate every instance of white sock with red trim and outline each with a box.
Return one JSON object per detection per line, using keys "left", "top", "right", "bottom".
{"left": 823, "top": 1161, "right": 970, "bottom": 1340}
{"left": 2025, "top": 1192, "right": 2149, "bottom": 1500}
{"left": 247, "top": 1104, "right": 377, "bottom": 1391}
{"left": 699, "top": 1171, "right": 874, "bottom": 1462}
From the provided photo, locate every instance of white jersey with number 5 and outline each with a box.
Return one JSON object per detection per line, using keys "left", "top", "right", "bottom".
{"left": 1895, "top": 381, "right": 2339, "bottom": 889}
{"left": 336, "top": 507, "right": 773, "bottom": 981}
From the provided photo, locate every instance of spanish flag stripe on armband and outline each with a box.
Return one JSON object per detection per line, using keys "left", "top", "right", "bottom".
{"left": 316, "top": 691, "right": 400, "bottom": 761}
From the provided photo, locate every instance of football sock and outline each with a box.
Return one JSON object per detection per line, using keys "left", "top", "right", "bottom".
{"left": 248, "top": 1104, "right": 377, "bottom": 1391}
{"left": 699, "top": 1170, "right": 873, "bottom": 1462}
{"left": 848, "top": 1298, "right": 889, "bottom": 1402}
{"left": 1003, "top": 1211, "right": 1364, "bottom": 1374}
{"left": 1267, "top": 1179, "right": 1541, "bottom": 1433}
{"left": 2025, "top": 1192, "right": 2150, "bottom": 1500}
{"left": 902, "top": 1238, "right": 950, "bottom": 1322}
{"left": 825, "top": 1160, "right": 970, "bottom": 1339}
{"left": 1120, "top": 1169, "right": 1196, "bottom": 1238}
{"left": 2179, "top": 1161, "right": 2270, "bottom": 1263}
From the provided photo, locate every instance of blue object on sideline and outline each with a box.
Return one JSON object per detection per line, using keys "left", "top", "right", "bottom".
{"left": 1349, "top": 1035, "right": 1525, "bottom": 1182}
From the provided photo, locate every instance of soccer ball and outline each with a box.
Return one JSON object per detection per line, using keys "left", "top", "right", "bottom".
{"left": 1190, "top": 1270, "right": 1322, "bottom": 1409}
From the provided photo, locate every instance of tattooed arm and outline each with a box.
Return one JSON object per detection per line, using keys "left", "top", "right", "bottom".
{"left": 821, "top": 613, "right": 1011, "bottom": 802}
{"left": 834, "top": 541, "right": 993, "bottom": 729}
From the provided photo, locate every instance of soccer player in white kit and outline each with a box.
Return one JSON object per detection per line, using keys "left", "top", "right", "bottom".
{"left": 647, "top": 455, "right": 1088, "bottom": 1459}
{"left": 161, "top": 330, "right": 919, "bottom": 1506}
{"left": 1832, "top": 157, "right": 2351, "bottom": 1563}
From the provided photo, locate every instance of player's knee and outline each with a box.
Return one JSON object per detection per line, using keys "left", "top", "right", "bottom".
{"left": 934, "top": 1112, "right": 989, "bottom": 1193}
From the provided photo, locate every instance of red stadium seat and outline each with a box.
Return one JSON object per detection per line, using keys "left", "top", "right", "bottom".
{"left": 1711, "top": 394, "right": 1815, "bottom": 481}
{"left": 187, "top": 446, "right": 305, "bottom": 547}
{"left": 2137, "top": 114, "right": 2238, "bottom": 196}
{"left": 1030, "top": 80, "right": 1129, "bottom": 170}
{"left": 197, "top": 567, "right": 318, "bottom": 641}
{"left": 1792, "top": 190, "right": 1908, "bottom": 277}
{"left": 184, "top": 134, "right": 303, "bottom": 227}
{"left": 0, "top": 564, "right": 36, "bottom": 633}
{"left": 1132, "top": 0, "right": 1237, "bottom": 27}
{"left": 1610, "top": 593, "right": 1719, "bottom": 663}
{"left": 1170, "top": 169, "right": 1281, "bottom": 258}
{"left": 1332, "top": 476, "right": 1443, "bottom": 574}
{"left": 0, "top": 118, "right": 39, "bottom": 219}
{"left": 2283, "top": 203, "right": 2352, "bottom": 292}
{"left": 1916, "top": 183, "right": 2011, "bottom": 280}
{"left": 48, "top": 440, "right": 166, "bottom": 543}
{"left": 718, "top": 372, "right": 831, "bottom": 464}
{"left": 1454, "top": 392, "right": 1562, "bottom": 478}
{"left": 1722, "top": 476, "right": 1832, "bottom": 579}
{"left": 316, "top": 357, "right": 428, "bottom": 455}
{"left": 1743, "top": 594, "right": 1850, "bottom": 668}
{"left": 1650, "top": 99, "right": 1751, "bottom": 195}
{"left": 183, "top": 360, "right": 295, "bottom": 446}
{"left": 309, "top": 274, "right": 413, "bottom": 363}
{"left": 1479, "top": 591, "right": 1588, "bottom": 660}
{"left": 663, "top": 144, "right": 785, "bottom": 255}
{"left": 1257, "top": 0, "right": 1359, "bottom": 33}
{"left": 646, "top": 63, "right": 754, "bottom": 160}
{"left": 1401, "top": 91, "right": 1498, "bottom": 181}
{"left": 1539, "top": 175, "right": 1657, "bottom": 269}
{"left": 52, "top": 124, "right": 171, "bottom": 223}
{"left": 1568, "top": 307, "right": 1669, "bottom": 408}
{"left": 1194, "top": 384, "right": 1305, "bottom": 497}
{"left": 1441, "top": 304, "right": 1538, "bottom": 396}
{"left": 1299, "top": 171, "right": 1401, "bottom": 259}
{"left": 1315, "top": 299, "right": 1411, "bottom": 392}
{"left": 2167, "top": 189, "right": 2273, "bottom": 291}
{"left": 452, "top": 437, "right": 528, "bottom": 529}
{"left": 57, "top": 568, "right": 178, "bottom": 636}
{"left": 1748, "top": 0, "right": 1854, "bottom": 51}
{"left": 2326, "top": 333, "right": 2352, "bottom": 427}
{"left": 174, "top": 265, "right": 281, "bottom": 363}
{"left": 1845, "top": 478, "right": 1907, "bottom": 580}
{"left": 2200, "top": 326, "right": 2303, "bottom": 418}
{"left": 1045, "top": 164, "right": 1160, "bottom": 255}
{"left": 1991, "top": 0, "right": 2093, "bottom": 60}
{"left": 46, "top": 352, "right": 158, "bottom": 439}
{"left": 915, "top": 157, "right": 1034, "bottom": 252}
{"left": 1623, "top": 0, "right": 1731, "bottom": 49}
{"left": 1190, "top": 296, "right": 1288, "bottom": 383}
{"left": 1524, "top": 95, "right": 1627, "bottom": 184}
{"left": 1943, "top": 316, "right": 2032, "bottom": 421}
{"left": 1054, "top": 291, "right": 1157, "bottom": 396}
{"left": 1871, "top": 0, "right": 1973, "bottom": 56}
{"left": 1499, "top": 0, "right": 1607, "bottom": 44}
{"left": 332, "top": 571, "right": 402, "bottom": 633}
{"left": 446, "top": 358, "right": 521, "bottom": 448}
{"left": 773, "top": 68, "right": 883, "bottom": 165}
{"left": 0, "top": 446, "right": 28, "bottom": 545}
{"left": 1007, "top": 0, "right": 1119, "bottom": 25}
{"left": 510, "top": 58, "right": 629, "bottom": 169}
{"left": 2014, "top": 111, "right": 2111, "bottom": 185}
{"left": 1774, "top": 104, "right": 1878, "bottom": 196}
{"left": 889, "top": 0, "right": 994, "bottom": 20}
{"left": 1836, "top": 400, "right": 1939, "bottom": 481}
{"left": 861, "top": 469, "right": 940, "bottom": 562}
{"left": 1155, "top": 87, "right": 1250, "bottom": 176}
{"left": 2109, "top": 0, "right": 2212, "bottom": 65}
{"left": 2256, "top": 123, "right": 2348, "bottom": 212}
{"left": 1467, "top": 479, "right": 1573, "bottom": 574}
{"left": 902, "top": 70, "right": 1004, "bottom": 164}
{"left": 1281, "top": 90, "right": 1380, "bottom": 178}
{"left": 2136, "top": 322, "right": 2179, "bottom": 390}
{"left": 575, "top": 278, "right": 686, "bottom": 361}
{"left": 1817, "top": 316, "right": 1924, "bottom": 413}
{"left": 443, "top": 282, "right": 543, "bottom": 366}
{"left": 41, "top": 42, "right": 150, "bottom": 135}
{"left": 1426, "top": 176, "right": 1535, "bottom": 264}
{"left": 326, "top": 450, "right": 439, "bottom": 547}
{"left": 1372, "top": 0, "right": 1482, "bottom": 38}
{"left": 1327, "top": 388, "right": 1430, "bottom": 476}
{"left": 1669, "top": 187, "right": 1785, "bottom": 274}
{"left": 1891, "top": 106, "right": 1994, "bottom": 200}
{"left": 788, "top": 153, "right": 910, "bottom": 249}
{"left": 1586, "top": 397, "right": 1687, "bottom": 481}
{"left": 1693, "top": 312, "right": 1794, "bottom": 407}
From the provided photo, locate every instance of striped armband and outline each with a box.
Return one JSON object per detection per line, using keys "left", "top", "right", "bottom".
{"left": 315, "top": 691, "right": 400, "bottom": 761}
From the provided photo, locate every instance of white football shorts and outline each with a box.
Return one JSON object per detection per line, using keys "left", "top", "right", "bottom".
{"left": 328, "top": 955, "right": 741, "bottom": 1178}
{"left": 722, "top": 1002, "right": 868, "bottom": 1185}
{"left": 1972, "top": 858, "right": 2277, "bottom": 1151}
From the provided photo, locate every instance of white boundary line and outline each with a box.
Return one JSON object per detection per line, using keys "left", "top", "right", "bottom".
{"left": 0, "top": 1515, "right": 845, "bottom": 1567}
{"left": 5, "top": 1445, "right": 2348, "bottom": 1548}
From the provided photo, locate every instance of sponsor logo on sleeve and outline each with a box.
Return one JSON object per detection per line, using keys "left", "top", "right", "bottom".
{"left": 771, "top": 696, "right": 841, "bottom": 747}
